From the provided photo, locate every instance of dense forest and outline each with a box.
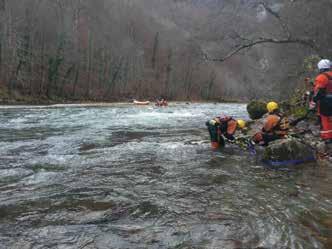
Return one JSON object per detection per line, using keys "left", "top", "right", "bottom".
{"left": 0, "top": 0, "right": 331, "bottom": 103}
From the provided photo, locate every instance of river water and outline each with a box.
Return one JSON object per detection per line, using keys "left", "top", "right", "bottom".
{"left": 0, "top": 103, "right": 331, "bottom": 249}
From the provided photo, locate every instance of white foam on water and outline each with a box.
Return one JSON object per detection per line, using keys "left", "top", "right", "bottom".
{"left": 0, "top": 105, "right": 47, "bottom": 109}
{"left": 8, "top": 117, "right": 28, "bottom": 124}
{"left": 24, "top": 171, "right": 60, "bottom": 185}
{"left": 0, "top": 168, "right": 34, "bottom": 182}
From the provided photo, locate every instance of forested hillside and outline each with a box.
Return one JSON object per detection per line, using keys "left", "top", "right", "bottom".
{"left": 0, "top": 0, "right": 331, "bottom": 103}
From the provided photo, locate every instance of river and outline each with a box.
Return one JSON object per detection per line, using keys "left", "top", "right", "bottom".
{"left": 0, "top": 103, "right": 331, "bottom": 249}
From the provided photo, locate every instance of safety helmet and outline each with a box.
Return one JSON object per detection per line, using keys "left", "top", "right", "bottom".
{"left": 317, "top": 59, "right": 331, "bottom": 70}
{"left": 267, "top": 101, "right": 279, "bottom": 113}
{"left": 237, "top": 119, "right": 246, "bottom": 129}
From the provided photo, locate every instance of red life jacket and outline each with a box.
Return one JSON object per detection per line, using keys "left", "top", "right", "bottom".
{"left": 322, "top": 72, "right": 332, "bottom": 93}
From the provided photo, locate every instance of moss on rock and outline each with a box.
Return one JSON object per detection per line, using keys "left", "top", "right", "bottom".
{"left": 263, "top": 138, "right": 314, "bottom": 162}
{"left": 247, "top": 100, "right": 267, "bottom": 120}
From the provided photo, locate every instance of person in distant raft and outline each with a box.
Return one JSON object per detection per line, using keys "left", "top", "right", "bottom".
{"left": 252, "top": 102, "right": 289, "bottom": 146}
{"left": 312, "top": 59, "right": 332, "bottom": 144}
{"left": 156, "top": 97, "right": 168, "bottom": 107}
{"left": 206, "top": 115, "right": 246, "bottom": 149}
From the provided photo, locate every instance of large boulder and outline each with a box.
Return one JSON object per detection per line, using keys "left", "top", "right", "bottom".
{"left": 262, "top": 138, "right": 315, "bottom": 165}
{"left": 247, "top": 100, "right": 267, "bottom": 120}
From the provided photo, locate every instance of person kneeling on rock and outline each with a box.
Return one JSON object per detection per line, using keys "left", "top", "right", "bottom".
{"left": 252, "top": 101, "right": 289, "bottom": 146}
{"left": 206, "top": 115, "right": 246, "bottom": 149}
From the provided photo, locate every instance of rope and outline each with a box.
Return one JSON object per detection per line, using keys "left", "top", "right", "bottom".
{"left": 263, "top": 156, "right": 316, "bottom": 167}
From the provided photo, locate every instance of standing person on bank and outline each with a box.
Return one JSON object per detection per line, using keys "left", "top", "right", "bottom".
{"left": 313, "top": 59, "right": 332, "bottom": 144}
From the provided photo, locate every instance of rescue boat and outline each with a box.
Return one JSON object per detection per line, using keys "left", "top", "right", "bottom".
{"left": 133, "top": 100, "right": 150, "bottom": 105}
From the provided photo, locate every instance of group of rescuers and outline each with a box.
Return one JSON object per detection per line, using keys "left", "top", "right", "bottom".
{"left": 206, "top": 59, "right": 332, "bottom": 151}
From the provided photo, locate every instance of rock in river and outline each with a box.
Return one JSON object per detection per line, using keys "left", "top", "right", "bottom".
{"left": 262, "top": 138, "right": 315, "bottom": 165}
{"left": 246, "top": 100, "right": 267, "bottom": 120}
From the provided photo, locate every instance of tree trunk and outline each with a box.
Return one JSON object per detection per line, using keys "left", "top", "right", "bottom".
{"left": 39, "top": 33, "right": 45, "bottom": 97}
{"left": 151, "top": 32, "right": 159, "bottom": 70}
{"left": 85, "top": 29, "right": 93, "bottom": 99}
{"left": 72, "top": 66, "right": 79, "bottom": 98}
{"left": 104, "top": 58, "right": 123, "bottom": 99}
{"left": 164, "top": 48, "right": 172, "bottom": 98}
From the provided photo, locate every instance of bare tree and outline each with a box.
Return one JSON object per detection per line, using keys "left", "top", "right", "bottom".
{"left": 1, "top": 0, "right": 331, "bottom": 103}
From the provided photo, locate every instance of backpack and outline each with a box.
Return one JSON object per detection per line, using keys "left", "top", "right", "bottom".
{"left": 277, "top": 115, "right": 289, "bottom": 131}
{"left": 274, "top": 114, "right": 289, "bottom": 136}
{"left": 217, "top": 115, "right": 233, "bottom": 133}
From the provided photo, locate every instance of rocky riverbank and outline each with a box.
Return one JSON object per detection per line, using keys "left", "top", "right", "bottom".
{"left": 245, "top": 100, "right": 332, "bottom": 167}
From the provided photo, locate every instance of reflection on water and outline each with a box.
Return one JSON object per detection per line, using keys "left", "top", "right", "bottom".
{"left": 0, "top": 103, "right": 331, "bottom": 249}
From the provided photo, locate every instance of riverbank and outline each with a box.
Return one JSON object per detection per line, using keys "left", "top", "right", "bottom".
{"left": 245, "top": 101, "right": 332, "bottom": 166}
{"left": 0, "top": 86, "right": 246, "bottom": 106}
{"left": 0, "top": 98, "right": 247, "bottom": 106}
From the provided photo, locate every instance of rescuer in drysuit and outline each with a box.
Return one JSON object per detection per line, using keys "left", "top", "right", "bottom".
{"left": 206, "top": 115, "right": 246, "bottom": 149}
{"left": 312, "top": 59, "right": 332, "bottom": 144}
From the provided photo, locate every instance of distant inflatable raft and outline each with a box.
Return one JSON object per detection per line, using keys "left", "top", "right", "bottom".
{"left": 133, "top": 100, "right": 150, "bottom": 105}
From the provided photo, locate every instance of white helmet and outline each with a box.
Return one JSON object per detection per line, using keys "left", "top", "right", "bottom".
{"left": 317, "top": 59, "right": 331, "bottom": 70}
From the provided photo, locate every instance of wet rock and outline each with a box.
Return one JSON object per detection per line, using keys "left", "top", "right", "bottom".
{"left": 211, "top": 174, "right": 231, "bottom": 184}
{"left": 130, "top": 201, "right": 162, "bottom": 218}
{"left": 247, "top": 100, "right": 267, "bottom": 120}
{"left": 79, "top": 143, "right": 98, "bottom": 152}
{"left": 262, "top": 138, "right": 315, "bottom": 163}
{"left": 28, "top": 164, "right": 65, "bottom": 173}
{"left": 316, "top": 141, "right": 327, "bottom": 155}
{"left": 291, "top": 119, "right": 318, "bottom": 135}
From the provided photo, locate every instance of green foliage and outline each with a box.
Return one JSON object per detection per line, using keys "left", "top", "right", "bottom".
{"left": 247, "top": 100, "right": 267, "bottom": 120}
{"left": 292, "top": 106, "right": 308, "bottom": 118}
{"left": 279, "top": 101, "right": 292, "bottom": 114}
{"left": 303, "top": 55, "right": 321, "bottom": 74}
{"left": 285, "top": 87, "right": 308, "bottom": 117}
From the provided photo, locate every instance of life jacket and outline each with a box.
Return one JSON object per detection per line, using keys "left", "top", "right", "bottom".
{"left": 274, "top": 113, "right": 289, "bottom": 136}
{"left": 319, "top": 72, "right": 332, "bottom": 116}
{"left": 321, "top": 72, "right": 332, "bottom": 93}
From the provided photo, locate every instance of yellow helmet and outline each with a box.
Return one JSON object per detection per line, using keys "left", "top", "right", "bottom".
{"left": 267, "top": 101, "right": 279, "bottom": 113}
{"left": 237, "top": 119, "right": 246, "bottom": 129}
